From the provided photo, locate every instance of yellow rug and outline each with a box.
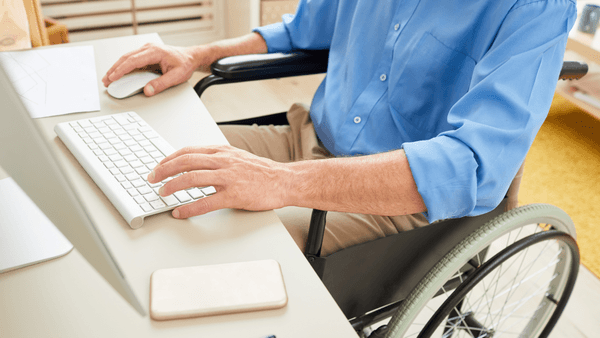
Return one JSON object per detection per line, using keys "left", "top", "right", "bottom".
{"left": 519, "top": 94, "right": 600, "bottom": 278}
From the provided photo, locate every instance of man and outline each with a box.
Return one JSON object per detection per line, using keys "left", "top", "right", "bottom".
{"left": 103, "top": 0, "right": 576, "bottom": 255}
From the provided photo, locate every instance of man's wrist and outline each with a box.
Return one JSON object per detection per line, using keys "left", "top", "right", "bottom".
{"left": 185, "top": 44, "right": 220, "bottom": 72}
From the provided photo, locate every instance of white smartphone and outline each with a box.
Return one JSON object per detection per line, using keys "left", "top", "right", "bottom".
{"left": 150, "top": 259, "right": 288, "bottom": 320}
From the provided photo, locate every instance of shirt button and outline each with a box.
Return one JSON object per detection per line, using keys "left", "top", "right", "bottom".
{"left": 354, "top": 116, "right": 361, "bottom": 124}
{"left": 394, "top": 23, "right": 400, "bottom": 30}
{"left": 380, "top": 74, "right": 387, "bottom": 81}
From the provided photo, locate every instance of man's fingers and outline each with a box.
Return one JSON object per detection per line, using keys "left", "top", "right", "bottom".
{"left": 159, "top": 170, "right": 222, "bottom": 197}
{"left": 108, "top": 50, "right": 162, "bottom": 84}
{"left": 144, "top": 69, "right": 186, "bottom": 96}
{"left": 102, "top": 46, "right": 150, "bottom": 86}
{"left": 156, "top": 146, "right": 227, "bottom": 169}
{"left": 172, "top": 193, "right": 228, "bottom": 219}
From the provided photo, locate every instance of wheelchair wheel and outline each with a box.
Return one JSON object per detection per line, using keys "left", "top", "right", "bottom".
{"left": 385, "top": 204, "right": 579, "bottom": 338}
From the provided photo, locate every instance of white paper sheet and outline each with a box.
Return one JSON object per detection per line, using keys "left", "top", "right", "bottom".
{"left": 0, "top": 46, "right": 100, "bottom": 118}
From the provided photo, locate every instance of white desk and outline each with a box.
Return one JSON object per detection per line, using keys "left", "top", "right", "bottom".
{"left": 0, "top": 34, "right": 357, "bottom": 338}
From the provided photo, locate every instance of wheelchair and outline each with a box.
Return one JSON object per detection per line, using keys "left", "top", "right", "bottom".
{"left": 194, "top": 51, "right": 587, "bottom": 338}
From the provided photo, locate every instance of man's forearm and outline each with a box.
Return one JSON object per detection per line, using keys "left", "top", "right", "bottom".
{"left": 284, "top": 150, "right": 427, "bottom": 216}
{"left": 188, "top": 33, "right": 268, "bottom": 72}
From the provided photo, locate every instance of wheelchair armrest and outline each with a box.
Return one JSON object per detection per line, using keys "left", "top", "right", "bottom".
{"left": 194, "top": 50, "right": 329, "bottom": 97}
{"left": 559, "top": 61, "right": 588, "bottom": 81}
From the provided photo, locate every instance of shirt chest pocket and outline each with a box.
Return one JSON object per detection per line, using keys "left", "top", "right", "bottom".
{"left": 388, "top": 32, "right": 476, "bottom": 132}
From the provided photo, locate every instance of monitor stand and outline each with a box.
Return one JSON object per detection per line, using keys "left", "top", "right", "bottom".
{"left": 0, "top": 177, "right": 73, "bottom": 273}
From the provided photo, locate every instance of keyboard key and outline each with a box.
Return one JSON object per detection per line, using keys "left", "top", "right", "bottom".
{"left": 88, "top": 131, "right": 101, "bottom": 139}
{"left": 108, "top": 154, "right": 122, "bottom": 162}
{"left": 104, "top": 162, "right": 115, "bottom": 169}
{"left": 119, "top": 166, "right": 133, "bottom": 175}
{"left": 121, "top": 181, "right": 133, "bottom": 189}
{"left": 201, "top": 186, "right": 217, "bottom": 195}
{"left": 130, "top": 145, "right": 143, "bottom": 152}
{"left": 135, "top": 167, "right": 150, "bottom": 175}
{"left": 122, "top": 154, "right": 136, "bottom": 162}
{"left": 115, "top": 174, "right": 126, "bottom": 182}
{"left": 134, "top": 196, "right": 145, "bottom": 204}
{"left": 78, "top": 120, "right": 92, "bottom": 128}
{"left": 139, "top": 140, "right": 152, "bottom": 147}
{"left": 98, "top": 155, "right": 109, "bottom": 162}
{"left": 144, "top": 145, "right": 158, "bottom": 153}
{"left": 88, "top": 143, "right": 99, "bottom": 150}
{"left": 119, "top": 134, "right": 133, "bottom": 141}
{"left": 99, "top": 143, "right": 113, "bottom": 150}
{"left": 125, "top": 173, "right": 139, "bottom": 181}
{"left": 109, "top": 168, "right": 121, "bottom": 175}
{"left": 174, "top": 191, "right": 192, "bottom": 203}
{"left": 82, "top": 137, "right": 94, "bottom": 144}
{"left": 188, "top": 188, "right": 204, "bottom": 199}
{"left": 94, "top": 149, "right": 104, "bottom": 156}
{"left": 105, "top": 118, "right": 117, "bottom": 126}
{"left": 161, "top": 195, "right": 179, "bottom": 206}
{"left": 115, "top": 115, "right": 130, "bottom": 126}
{"left": 134, "top": 134, "right": 146, "bottom": 142}
{"left": 113, "top": 128, "right": 127, "bottom": 135}
{"left": 98, "top": 127, "right": 110, "bottom": 134}
{"left": 143, "top": 193, "right": 160, "bottom": 202}
{"left": 118, "top": 148, "right": 132, "bottom": 156}
{"left": 83, "top": 126, "right": 96, "bottom": 133}
{"left": 148, "top": 182, "right": 162, "bottom": 188}
{"left": 132, "top": 179, "right": 147, "bottom": 188}
{"left": 108, "top": 137, "right": 121, "bottom": 145}
{"left": 124, "top": 140, "right": 137, "bottom": 147}
{"left": 150, "top": 200, "right": 166, "bottom": 210}
{"left": 113, "top": 142, "right": 126, "bottom": 150}
{"left": 129, "top": 160, "right": 143, "bottom": 168}
{"left": 114, "top": 160, "right": 128, "bottom": 168}
{"left": 140, "top": 203, "right": 153, "bottom": 212}
{"left": 104, "top": 148, "right": 117, "bottom": 156}
{"left": 149, "top": 151, "right": 163, "bottom": 159}
{"left": 137, "top": 186, "right": 152, "bottom": 195}
{"left": 139, "top": 156, "right": 154, "bottom": 164}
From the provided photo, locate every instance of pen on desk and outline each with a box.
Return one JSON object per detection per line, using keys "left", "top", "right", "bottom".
{"left": 260, "top": 336, "right": 275, "bottom": 338}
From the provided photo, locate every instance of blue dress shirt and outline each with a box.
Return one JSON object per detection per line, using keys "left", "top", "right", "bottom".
{"left": 254, "top": 0, "right": 576, "bottom": 222}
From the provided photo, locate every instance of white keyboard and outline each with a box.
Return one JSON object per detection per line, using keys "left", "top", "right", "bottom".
{"left": 54, "top": 111, "right": 216, "bottom": 229}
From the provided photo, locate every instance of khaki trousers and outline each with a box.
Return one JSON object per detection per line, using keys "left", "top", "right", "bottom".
{"left": 219, "top": 103, "right": 429, "bottom": 256}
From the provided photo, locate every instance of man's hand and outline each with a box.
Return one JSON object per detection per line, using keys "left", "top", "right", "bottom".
{"left": 102, "top": 43, "right": 209, "bottom": 97}
{"left": 101, "top": 33, "right": 268, "bottom": 97}
{"left": 147, "top": 145, "right": 292, "bottom": 219}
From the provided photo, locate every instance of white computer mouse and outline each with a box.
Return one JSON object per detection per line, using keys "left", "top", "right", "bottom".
{"left": 107, "top": 71, "right": 161, "bottom": 99}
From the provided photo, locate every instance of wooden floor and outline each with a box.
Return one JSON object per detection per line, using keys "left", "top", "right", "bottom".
{"left": 189, "top": 71, "right": 600, "bottom": 337}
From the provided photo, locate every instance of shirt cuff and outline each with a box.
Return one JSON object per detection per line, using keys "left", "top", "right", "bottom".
{"left": 403, "top": 136, "right": 478, "bottom": 223}
{"left": 253, "top": 21, "right": 293, "bottom": 53}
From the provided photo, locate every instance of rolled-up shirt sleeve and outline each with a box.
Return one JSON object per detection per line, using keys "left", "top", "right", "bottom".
{"left": 402, "top": 0, "right": 576, "bottom": 222}
{"left": 253, "top": 0, "right": 339, "bottom": 53}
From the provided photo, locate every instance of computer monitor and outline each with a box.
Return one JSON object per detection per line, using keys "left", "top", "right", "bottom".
{"left": 0, "top": 62, "right": 145, "bottom": 316}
